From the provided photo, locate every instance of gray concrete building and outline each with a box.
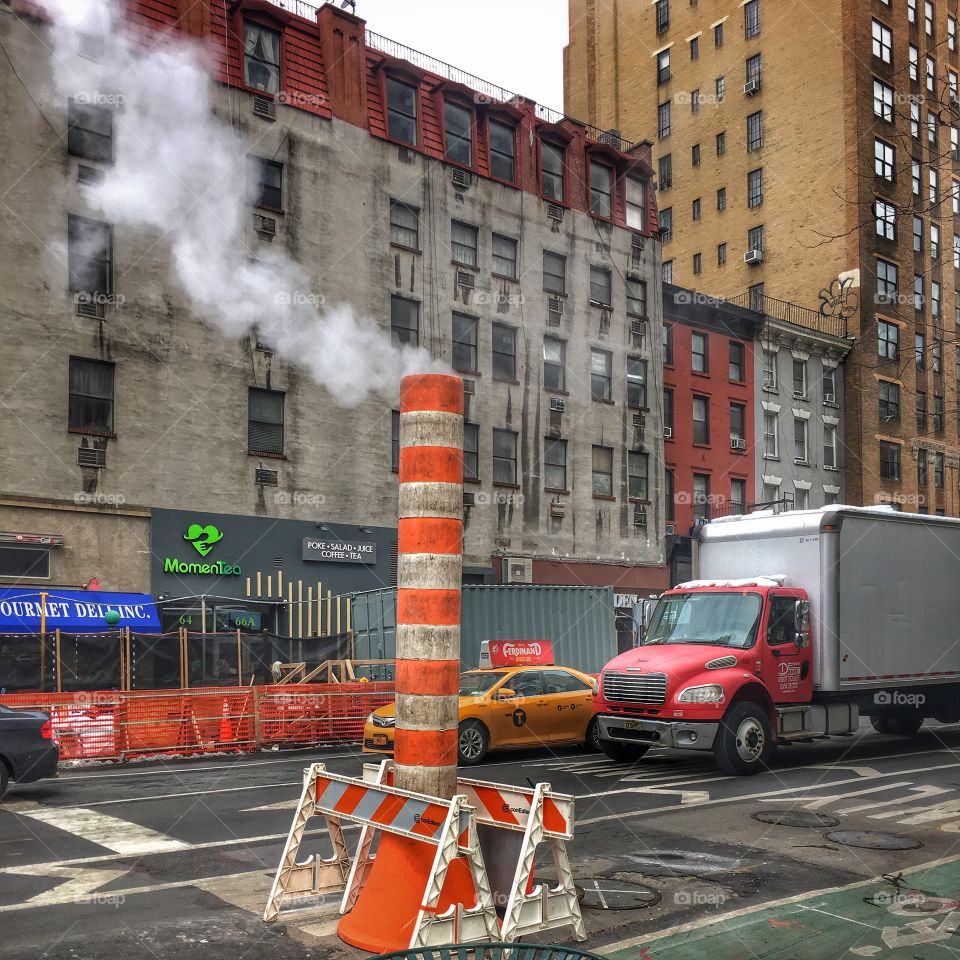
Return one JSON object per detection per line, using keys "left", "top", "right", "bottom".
{"left": 0, "top": 0, "right": 669, "bottom": 618}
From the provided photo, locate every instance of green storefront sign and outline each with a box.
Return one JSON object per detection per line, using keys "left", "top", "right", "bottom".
{"left": 161, "top": 522, "right": 242, "bottom": 577}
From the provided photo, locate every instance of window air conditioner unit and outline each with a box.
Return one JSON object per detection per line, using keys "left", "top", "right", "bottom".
{"left": 549, "top": 397, "right": 565, "bottom": 412}
{"left": 252, "top": 94, "right": 276, "bottom": 121}
{"left": 631, "top": 234, "right": 645, "bottom": 255}
{"left": 824, "top": 392, "right": 836, "bottom": 404}
{"left": 77, "top": 446, "right": 106, "bottom": 468}
{"left": 451, "top": 168, "right": 471, "bottom": 189}
{"left": 630, "top": 319, "right": 647, "bottom": 337}
{"left": 77, "top": 164, "right": 104, "bottom": 185}
{"left": 547, "top": 424, "right": 562, "bottom": 439}
{"left": 255, "top": 468, "right": 278, "bottom": 485}
{"left": 254, "top": 213, "right": 277, "bottom": 237}
{"left": 633, "top": 413, "right": 646, "bottom": 428}
{"left": 547, "top": 203, "right": 565, "bottom": 222}
{"left": 666, "top": 523, "right": 675, "bottom": 536}
{"left": 76, "top": 296, "right": 105, "bottom": 320}
{"left": 730, "top": 436, "right": 747, "bottom": 450}
{"left": 664, "top": 426, "right": 673, "bottom": 438}
{"left": 455, "top": 269, "right": 475, "bottom": 289}
{"left": 744, "top": 78, "right": 761, "bottom": 96}
{"left": 633, "top": 505, "right": 648, "bottom": 527}
{"left": 502, "top": 557, "right": 534, "bottom": 584}
{"left": 550, "top": 501, "right": 565, "bottom": 518}
{"left": 463, "top": 379, "right": 476, "bottom": 396}
{"left": 463, "top": 491, "right": 475, "bottom": 507}
{"left": 744, "top": 248, "right": 764, "bottom": 264}
{"left": 547, "top": 295, "right": 564, "bottom": 315}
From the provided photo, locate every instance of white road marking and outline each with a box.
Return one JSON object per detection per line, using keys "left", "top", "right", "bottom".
{"left": 891, "top": 800, "right": 960, "bottom": 826}
{"left": 67, "top": 780, "right": 303, "bottom": 809}
{"left": 842, "top": 785, "right": 952, "bottom": 815}
{"left": 5, "top": 801, "right": 188, "bottom": 856}
{"left": 591, "top": 879, "right": 609, "bottom": 909}
{"left": 795, "top": 903, "right": 883, "bottom": 932}
{"left": 12, "top": 863, "right": 131, "bottom": 906}
{"left": 759, "top": 782, "right": 915, "bottom": 811}
{"left": 806, "top": 765, "right": 883, "bottom": 779}
{"left": 241, "top": 799, "right": 298, "bottom": 814}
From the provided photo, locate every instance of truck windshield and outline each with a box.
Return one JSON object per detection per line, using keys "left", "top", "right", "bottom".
{"left": 644, "top": 592, "right": 762, "bottom": 649}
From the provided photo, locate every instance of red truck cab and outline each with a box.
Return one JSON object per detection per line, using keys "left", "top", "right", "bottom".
{"left": 593, "top": 578, "right": 811, "bottom": 774}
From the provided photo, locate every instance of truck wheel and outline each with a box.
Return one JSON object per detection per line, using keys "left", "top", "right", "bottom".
{"left": 457, "top": 720, "right": 490, "bottom": 765}
{"left": 584, "top": 717, "right": 603, "bottom": 752}
{"left": 599, "top": 740, "right": 650, "bottom": 763}
{"left": 887, "top": 710, "right": 923, "bottom": 736}
{"left": 870, "top": 714, "right": 893, "bottom": 734}
{"left": 714, "top": 702, "right": 775, "bottom": 776}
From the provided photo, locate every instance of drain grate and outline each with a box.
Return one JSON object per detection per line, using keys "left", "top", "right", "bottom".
{"left": 580, "top": 878, "right": 661, "bottom": 911}
{"left": 825, "top": 831, "right": 923, "bottom": 850}
{"left": 752, "top": 810, "right": 840, "bottom": 828}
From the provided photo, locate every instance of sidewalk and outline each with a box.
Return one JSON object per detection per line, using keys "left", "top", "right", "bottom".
{"left": 602, "top": 856, "right": 960, "bottom": 960}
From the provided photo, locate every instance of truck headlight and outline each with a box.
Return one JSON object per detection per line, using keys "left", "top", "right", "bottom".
{"left": 677, "top": 684, "right": 725, "bottom": 703}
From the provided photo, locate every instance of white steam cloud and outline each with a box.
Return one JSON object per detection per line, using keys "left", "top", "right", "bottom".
{"left": 42, "top": 0, "right": 444, "bottom": 406}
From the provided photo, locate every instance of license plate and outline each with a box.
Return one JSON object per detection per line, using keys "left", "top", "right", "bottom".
{"left": 623, "top": 719, "right": 644, "bottom": 730}
{"left": 373, "top": 734, "right": 388, "bottom": 746}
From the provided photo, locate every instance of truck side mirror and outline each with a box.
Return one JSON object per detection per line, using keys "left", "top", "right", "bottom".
{"left": 795, "top": 600, "right": 811, "bottom": 647}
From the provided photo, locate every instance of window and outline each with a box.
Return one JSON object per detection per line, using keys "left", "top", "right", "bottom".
{"left": 908, "top": 0, "right": 917, "bottom": 24}
{"left": 925, "top": 0, "right": 934, "bottom": 35}
{"left": 919, "top": 448, "right": 928, "bottom": 486}
{"left": 386, "top": 77, "right": 418, "bottom": 145}
{"left": 693, "top": 252, "right": 702, "bottom": 275}
{"left": 880, "top": 441, "right": 901, "bottom": 481}
{"left": 544, "top": 438, "right": 567, "bottom": 491}
{"left": 664, "top": 388, "right": 674, "bottom": 433}
{"left": 793, "top": 488, "right": 809, "bottom": 511}
{"left": 389, "top": 200, "right": 419, "bottom": 249}
{"left": 663, "top": 260, "right": 673, "bottom": 282}
{"left": 493, "top": 429, "right": 518, "bottom": 485}
{"left": 927, "top": 56, "right": 936, "bottom": 92}
{"left": 794, "top": 417, "right": 808, "bottom": 462}
{"left": 543, "top": 251, "right": 566, "bottom": 294}
{"left": 824, "top": 367, "right": 837, "bottom": 403}
{"left": 591, "top": 348, "right": 613, "bottom": 400}
{"left": 663, "top": 323, "right": 674, "bottom": 365}
{"left": 67, "top": 215, "right": 112, "bottom": 295}
{"left": 879, "top": 380, "right": 901, "bottom": 420}
{"left": 746, "top": 53, "right": 762, "bottom": 84}
{"left": 391, "top": 410, "right": 400, "bottom": 470}
{"left": 716, "top": 76, "right": 725, "bottom": 101}
{"left": 934, "top": 338, "right": 943, "bottom": 374}
{"left": 691, "top": 143, "right": 701, "bottom": 166}
{"left": 917, "top": 332, "right": 926, "bottom": 370}
{"left": 914, "top": 216, "right": 923, "bottom": 253}
{"left": 872, "top": 19, "right": 893, "bottom": 63}
{"left": 68, "top": 357, "right": 114, "bottom": 432}
{"left": 543, "top": 337, "right": 566, "bottom": 391}
{"left": 592, "top": 446, "right": 614, "bottom": 497}
{"left": 489, "top": 120, "right": 516, "bottom": 181}
{"left": 748, "top": 167, "right": 763, "bottom": 207}
{"left": 628, "top": 452, "right": 649, "bottom": 500}
{"left": 875, "top": 139, "right": 894, "bottom": 180}
{"left": 918, "top": 390, "right": 928, "bottom": 428}
{"left": 657, "top": 49, "right": 671, "bottom": 85}
{"left": 763, "top": 410, "right": 778, "bottom": 457}
{"left": 658, "top": 101, "right": 672, "bottom": 139}
{"left": 492, "top": 323, "right": 517, "bottom": 380}
{"left": 660, "top": 206, "right": 673, "bottom": 241}
{"left": 0, "top": 546, "right": 50, "bottom": 579}
{"left": 451, "top": 221, "right": 478, "bottom": 267}
{"left": 248, "top": 387, "right": 284, "bottom": 454}
{"left": 691, "top": 88, "right": 701, "bottom": 114}
{"left": 690, "top": 36, "right": 699, "bottom": 60}
{"left": 391, "top": 295, "right": 419, "bottom": 347}
{"left": 876, "top": 259, "right": 898, "bottom": 301}
{"left": 955, "top": 235, "right": 960, "bottom": 268}
{"left": 873, "top": 80, "right": 894, "bottom": 122}
{"left": 950, "top": 15, "right": 957, "bottom": 51}
{"left": 627, "top": 357, "right": 647, "bottom": 407}
{"left": 717, "top": 186, "right": 727, "bottom": 211}
{"left": 693, "top": 395, "right": 709, "bottom": 444}
{"left": 875, "top": 198, "right": 896, "bottom": 240}
{"left": 659, "top": 155, "right": 673, "bottom": 190}
{"left": 626, "top": 278, "right": 647, "bottom": 317}
{"left": 248, "top": 156, "right": 282, "bottom": 211}
{"left": 762, "top": 351, "right": 777, "bottom": 389}
{"left": 744, "top": 0, "right": 760, "bottom": 38}
{"left": 911, "top": 102, "right": 920, "bottom": 139}
{"left": 824, "top": 424, "right": 837, "bottom": 469}
{"left": 729, "top": 341, "right": 745, "bottom": 381}
{"left": 749, "top": 282, "right": 765, "bottom": 311}
{"left": 913, "top": 160, "right": 921, "bottom": 196}
{"left": 692, "top": 331, "right": 709, "bottom": 372}
{"left": 748, "top": 224, "right": 765, "bottom": 252}
{"left": 626, "top": 178, "right": 646, "bottom": 229}
{"left": 730, "top": 479, "right": 746, "bottom": 515}
{"left": 656, "top": 0, "right": 670, "bottom": 33}
{"left": 953, "top": 126, "right": 960, "bottom": 161}
{"left": 915, "top": 274, "right": 924, "bottom": 310}
{"left": 693, "top": 474, "right": 710, "bottom": 520}
{"left": 492, "top": 234, "right": 518, "bottom": 279}
{"left": 244, "top": 22, "right": 281, "bottom": 94}
{"left": 692, "top": 197, "right": 701, "bottom": 221}
{"left": 67, "top": 98, "right": 113, "bottom": 162}
{"left": 463, "top": 423, "right": 479, "bottom": 480}
{"left": 929, "top": 111, "right": 939, "bottom": 145}
{"left": 935, "top": 451, "right": 945, "bottom": 487}
{"left": 932, "top": 281, "right": 941, "bottom": 318}
{"left": 910, "top": 44, "right": 920, "bottom": 82}
{"left": 590, "top": 266, "right": 612, "bottom": 305}
{"left": 715, "top": 22, "right": 724, "bottom": 47}
{"left": 716, "top": 131, "right": 726, "bottom": 156}
{"left": 540, "top": 141, "right": 565, "bottom": 201}
{"left": 878, "top": 319, "right": 899, "bottom": 360}
{"left": 793, "top": 358, "right": 807, "bottom": 397}
{"left": 954, "top": 179, "right": 960, "bottom": 213}
{"left": 930, "top": 167, "right": 940, "bottom": 205}
{"left": 730, "top": 403, "right": 745, "bottom": 443}
{"left": 452, "top": 313, "right": 478, "bottom": 373}
{"left": 590, "top": 162, "right": 614, "bottom": 218}
{"left": 747, "top": 111, "right": 763, "bottom": 150}
{"left": 934, "top": 394, "right": 945, "bottom": 431}
{"left": 718, "top": 242, "right": 728, "bottom": 266}
{"left": 444, "top": 101, "right": 473, "bottom": 165}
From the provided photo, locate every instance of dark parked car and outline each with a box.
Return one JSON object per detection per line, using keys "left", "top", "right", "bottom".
{"left": 0, "top": 704, "right": 59, "bottom": 798}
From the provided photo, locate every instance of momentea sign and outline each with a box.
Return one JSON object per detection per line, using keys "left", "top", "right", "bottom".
{"left": 302, "top": 538, "right": 376, "bottom": 564}
{"left": 162, "top": 558, "right": 242, "bottom": 576}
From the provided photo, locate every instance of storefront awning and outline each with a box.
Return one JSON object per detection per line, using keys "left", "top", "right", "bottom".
{"left": 0, "top": 589, "right": 161, "bottom": 634}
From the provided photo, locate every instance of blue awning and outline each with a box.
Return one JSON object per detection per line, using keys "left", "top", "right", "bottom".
{"left": 0, "top": 589, "right": 161, "bottom": 634}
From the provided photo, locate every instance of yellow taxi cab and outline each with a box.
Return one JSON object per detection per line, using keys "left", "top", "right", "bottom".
{"left": 362, "top": 640, "right": 600, "bottom": 765}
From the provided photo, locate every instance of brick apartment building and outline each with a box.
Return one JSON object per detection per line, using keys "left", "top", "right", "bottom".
{"left": 565, "top": 0, "right": 960, "bottom": 516}
{"left": 0, "top": 0, "right": 670, "bottom": 607}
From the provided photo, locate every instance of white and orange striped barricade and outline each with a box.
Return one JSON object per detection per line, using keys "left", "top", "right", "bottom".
{"left": 359, "top": 760, "right": 586, "bottom": 943}
{"left": 264, "top": 763, "right": 500, "bottom": 948}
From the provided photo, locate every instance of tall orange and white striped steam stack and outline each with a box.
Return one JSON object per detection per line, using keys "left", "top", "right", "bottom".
{"left": 338, "top": 373, "right": 474, "bottom": 953}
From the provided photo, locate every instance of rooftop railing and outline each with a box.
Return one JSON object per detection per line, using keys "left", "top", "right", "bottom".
{"left": 728, "top": 292, "right": 849, "bottom": 340}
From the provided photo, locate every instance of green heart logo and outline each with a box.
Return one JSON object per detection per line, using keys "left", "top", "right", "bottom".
{"left": 183, "top": 523, "right": 224, "bottom": 557}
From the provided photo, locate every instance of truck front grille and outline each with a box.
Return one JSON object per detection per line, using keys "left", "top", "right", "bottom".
{"left": 602, "top": 670, "right": 668, "bottom": 705}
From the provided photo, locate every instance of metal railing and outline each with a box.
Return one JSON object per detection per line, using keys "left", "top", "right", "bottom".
{"left": 264, "top": 0, "right": 323, "bottom": 20}
{"left": 729, "top": 291, "right": 849, "bottom": 340}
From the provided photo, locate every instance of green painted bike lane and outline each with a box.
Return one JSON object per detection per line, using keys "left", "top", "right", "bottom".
{"left": 602, "top": 856, "right": 960, "bottom": 960}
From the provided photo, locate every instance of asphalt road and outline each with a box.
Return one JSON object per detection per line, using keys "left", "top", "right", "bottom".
{"left": 2, "top": 722, "right": 960, "bottom": 959}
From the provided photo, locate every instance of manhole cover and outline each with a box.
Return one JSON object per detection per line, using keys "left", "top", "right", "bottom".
{"left": 753, "top": 810, "right": 840, "bottom": 828}
{"left": 825, "top": 831, "right": 923, "bottom": 850}
{"left": 580, "top": 878, "right": 661, "bottom": 911}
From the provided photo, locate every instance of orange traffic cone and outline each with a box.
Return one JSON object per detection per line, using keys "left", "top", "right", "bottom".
{"left": 337, "top": 832, "right": 477, "bottom": 953}
{"left": 218, "top": 699, "right": 233, "bottom": 745}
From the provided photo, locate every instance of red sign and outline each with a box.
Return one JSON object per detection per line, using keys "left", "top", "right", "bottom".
{"left": 486, "top": 639, "right": 554, "bottom": 667}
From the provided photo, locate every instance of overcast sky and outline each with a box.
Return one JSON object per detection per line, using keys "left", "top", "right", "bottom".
{"left": 355, "top": 0, "right": 570, "bottom": 111}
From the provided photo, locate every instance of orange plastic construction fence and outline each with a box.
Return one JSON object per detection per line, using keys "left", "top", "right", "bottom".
{"left": 0, "top": 683, "right": 394, "bottom": 762}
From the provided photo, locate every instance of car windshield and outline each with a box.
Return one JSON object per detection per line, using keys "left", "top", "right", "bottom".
{"left": 644, "top": 591, "right": 762, "bottom": 649}
{"left": 459, "top": 671, "right": 508, "bottom": 696}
